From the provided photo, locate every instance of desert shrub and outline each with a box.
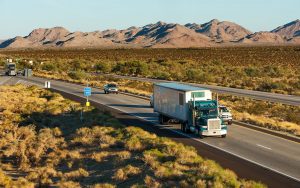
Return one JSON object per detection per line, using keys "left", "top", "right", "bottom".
{"left": 244, "top": 67, "right": 261, "bottom": 77}
{"left": 257, "top": 80, "right": 279, "bottom": 92}
{"left": 95, "top": 62, "right": 112, "bottom": 73}
{"left": 144, "top": 175, "right": 161, "bottom": 188}
{"left": 113, "top": 165, "right": 141, "bottom": 181}
{"left": 92, "top": 183, "right": 116, "bottom": 188}
{"left": 68, "top": 70, "right": 88, "bottom": 80}
{"left": 0, "top": 170, "right": 34, "bottom": 188}
{"left": 63, "top": 168, "right": 89, "bottom": 181}
{"left": 41, "top": 63, "right": 58, "bottom": 72}
{"left": 26, "top": 167, "right": 58, "bottom": 186}
{"left": 57, "top": 181, "right": 81, "bottom": 188}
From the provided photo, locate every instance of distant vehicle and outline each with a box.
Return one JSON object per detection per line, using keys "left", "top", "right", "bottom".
{"left": 5, "top": 62, "right": 17, "bottom": 76}
{"left": 104, "top": 83, "right": 119, "bottom": 94}
{"left": 153, "top": 83, "right": 227, "bottom": 138}
{"left": 17, "top": 69, "right": 24, "bottom": 76}
{"left": 219, "top": 105, "right": 233, "bottom": 125}
{"left": 150, "top": 94, "right": 154, "bottom": 107}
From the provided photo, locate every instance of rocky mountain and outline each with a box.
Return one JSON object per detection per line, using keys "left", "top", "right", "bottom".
{"left": 185, "top": 19, "right": 252, "bottom": 43}
{"left": 125, "top": 22, "right": 212, "bottom": 48}
{"left": 0, "top": 19, "right": 299, "bottom": 49}
{"left": 239, "top": 32, "right": 285, "bottom": 44}
{"left": 271, "top": 19, "right": 300, "bottom": 39}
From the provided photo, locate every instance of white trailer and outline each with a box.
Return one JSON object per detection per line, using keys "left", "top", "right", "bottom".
{"left": 153, "top": 82, "right": 227, "bottom": 138}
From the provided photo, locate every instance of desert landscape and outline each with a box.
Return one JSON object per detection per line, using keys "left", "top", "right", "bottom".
{"left": 1, "top": 1, "right": 300, "bottom": 187}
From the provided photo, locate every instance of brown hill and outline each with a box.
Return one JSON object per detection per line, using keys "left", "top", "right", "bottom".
{"left": 56, "top": 31, "right": 117, "bottom": 48}
{"left": 25, "top": 27, "right": 70, "bottom": 44}
{"left": 271, "top": 19, "right": 300, "bottom": 39}
{"left": 148, "top": 23, "right": 212, "bottom": 48}
{"left": 239, "top": 32, "right": 285, "bottom": 44}
{"left": 185, "top": 19, "right": 252, "bottom": 42}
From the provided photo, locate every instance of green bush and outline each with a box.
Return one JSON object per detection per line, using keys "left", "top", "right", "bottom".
{"left": 42, "top": 63, "right": 58, "bottom": 72}
{"left": 68, "top": 70, "right": 88, "bottom": 80}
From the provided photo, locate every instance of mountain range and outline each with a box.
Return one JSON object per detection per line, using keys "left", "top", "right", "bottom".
{"left": 1, "top": 19, "right": 299, "bottom": 48}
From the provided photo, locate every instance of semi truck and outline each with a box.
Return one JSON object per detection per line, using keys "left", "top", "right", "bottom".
{"left": 5, "top": 62, "right": 17, "bottom": 76}
{"left": 153, "top": 83, "right": 227, "bottom": 138}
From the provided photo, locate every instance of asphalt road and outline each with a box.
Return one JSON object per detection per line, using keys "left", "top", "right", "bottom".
{"left": 1, "top": 75, "right": 300, "bottom": 187}
{"left": 100, "top": 74, "right": 300, "bottom": 106}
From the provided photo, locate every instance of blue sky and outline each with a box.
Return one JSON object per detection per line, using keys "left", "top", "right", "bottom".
{"left": 0, "top": 0, "right": 299, "bottom": 39}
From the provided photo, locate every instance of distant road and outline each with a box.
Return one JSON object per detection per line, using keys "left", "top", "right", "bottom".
{"left": 2, "top": 75, "right": 299, "bottom": 187}
{"left": 101, "top": 74, "right": 300, "bottom": 106}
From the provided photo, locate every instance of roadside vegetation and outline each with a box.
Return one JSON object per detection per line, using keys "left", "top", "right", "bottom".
{"left": 1, "top": 46, "right": 300, "bottom": 95}
{"left": 29, "top": 71, "right": 300, "bottom": 137}
{"left": 0, "top": 85, "right": 265, "bottom": 187}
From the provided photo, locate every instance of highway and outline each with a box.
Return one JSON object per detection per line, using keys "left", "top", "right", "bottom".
{"left": 100, "top": 74, "right": 300, "bottom": 106}
{"left": 1, "top": 75, "right": 300, "bottom": 188}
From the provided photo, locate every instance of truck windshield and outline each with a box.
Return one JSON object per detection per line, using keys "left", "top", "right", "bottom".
{"left": 220, "top": 107, "right": 229, "bottom": 112}
{"left": 199, "top": 108, "right": 218, "bottom": 118}
{"left": 8, "top": 65, "right": 15, "bottom": 70}
{"left": 108, "top": 84, "right": 117, "bottom": 87}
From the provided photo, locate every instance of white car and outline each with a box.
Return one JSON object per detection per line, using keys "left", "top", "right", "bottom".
{"left": 219, "top": 105, "right": 233, "bottom": 125}
{"left": 150, "top": 94, "right": 154, "bottom": 107}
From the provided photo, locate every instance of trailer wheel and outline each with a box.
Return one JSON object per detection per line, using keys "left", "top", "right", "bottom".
{"left": 180, "top": 123, "right": 185, "bottom": 132}
{"left": 159, "top": 114, "right": 165, "bottom": 124}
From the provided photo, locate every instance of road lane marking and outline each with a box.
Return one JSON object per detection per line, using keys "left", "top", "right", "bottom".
{"left": 19, "top": 77, "right": 300, "bottom": 182}
{"left": 256, "top": 144, "right": 272, "bottom": 150}
{"left": 232, "top": 123, "right": 300, "bottom": 145}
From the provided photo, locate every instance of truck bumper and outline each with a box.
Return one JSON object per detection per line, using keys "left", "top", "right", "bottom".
{"left": 200, "top": 129, "right": 227, "bottom": 136}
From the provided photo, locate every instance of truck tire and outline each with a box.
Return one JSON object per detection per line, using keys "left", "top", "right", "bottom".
{"left": 159, "top": 114, "right": 164, "bottom": 124}
{"left": 182, "top": 123, "right": 190, "bottom": 133}
{"left": 199, "top": 134, "right": 204, "bottom": 139}
{"left": 159, "top": 114, "right": 169, "bottom": 125}
{"left": 221, "top": 134, "right": 227, "bottom": 138}
{"left": 228, "top": 121, "right": 232, "bottom": 125}
{"left": 180, "top": 123, "right": 185, "bottom": 132}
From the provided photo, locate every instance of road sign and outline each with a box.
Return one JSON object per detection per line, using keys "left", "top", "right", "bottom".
{"left": 84, "top": 87, "right": 91, "bottom": 97}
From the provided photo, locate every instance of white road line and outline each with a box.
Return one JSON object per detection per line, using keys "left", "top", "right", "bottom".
{"left": 257, "top": 144, "right": 272, "bottom": 150}
{"left": 19, "top": 78, "right": 300, "bottom": 183}
{"left": 16, "top": 80, "right": 22, "bottom": 84}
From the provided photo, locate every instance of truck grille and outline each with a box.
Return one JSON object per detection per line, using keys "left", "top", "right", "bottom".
{"left": 208, "top": 119, "right": 221, "bottom": 130}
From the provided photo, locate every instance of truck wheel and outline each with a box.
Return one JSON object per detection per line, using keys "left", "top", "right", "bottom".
{"left": 228, "top": 121, "right": 232, "bottom": 125}
{"left": 159, "top": 114, "right": 164, "bottom": 124}
{"left": 221, "top": 134, "right": 227, "bottom": 138}
{"left": 180, "top": 123, "right": 185, "bottom": 132}
{"left": 183, "top": 123, "right": 190, "bottom": 133}
{"left": 199, "top": 135, "right": 204, "bottom": 139}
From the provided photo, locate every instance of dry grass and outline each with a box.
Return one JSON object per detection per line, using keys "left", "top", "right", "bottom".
{"left": 0, "top": 85, "right": 266, "bottom": 187}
